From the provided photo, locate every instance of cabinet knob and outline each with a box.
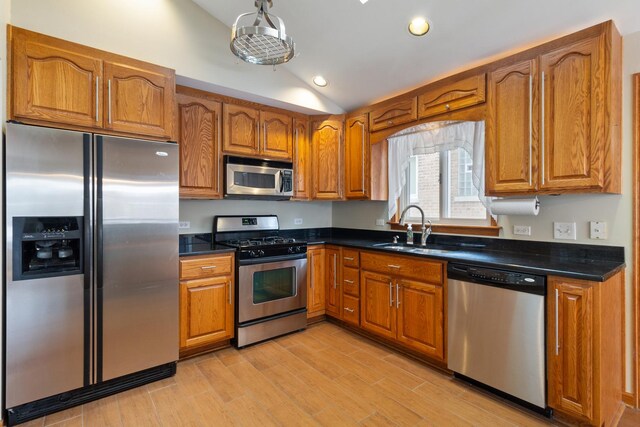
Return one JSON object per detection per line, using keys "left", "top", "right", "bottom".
{"left": 445, "top": 104, "right": 451, "bottom": 110}
{"left": 387, "top": 120, "right": 394, "bottom": 125}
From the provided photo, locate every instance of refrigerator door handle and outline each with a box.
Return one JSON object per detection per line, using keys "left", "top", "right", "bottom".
{"left": 83, "top": 134, "right": 93, "bottom": 387}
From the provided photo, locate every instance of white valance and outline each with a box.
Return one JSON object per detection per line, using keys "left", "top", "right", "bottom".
{"left": 387, "top": 120, "right": 491, "bottom": 219}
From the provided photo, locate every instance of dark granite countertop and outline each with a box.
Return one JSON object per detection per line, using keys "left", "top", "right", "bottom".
{"left": 179, "top": 228, "right": 625, "bottom": 282}
{"left": 179, "top": 234, "right": 235, "bottom": 257}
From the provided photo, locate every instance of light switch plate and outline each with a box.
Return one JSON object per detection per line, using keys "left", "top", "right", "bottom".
{"left": 553, "top": 222, "right": 576, "bottom": 240}
{"left": 178, "top": 221, "right": 190, "bottom": 230}
{"left": 590, "top": 221, "right": 607, "bottom": 239}
{"left": 513, "top": 225, "right": 531, "bottom": 236}
{"left": 294, "top": 218, "right": 303, "bottom": 225}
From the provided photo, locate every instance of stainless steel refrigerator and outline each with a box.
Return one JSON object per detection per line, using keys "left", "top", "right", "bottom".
{"left": 4, "top": 123, "right": 179, "bottom": 424}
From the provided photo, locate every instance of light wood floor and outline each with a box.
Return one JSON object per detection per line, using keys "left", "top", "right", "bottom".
{"left": 18, "top": 322, "right": 640, "bottom": 426}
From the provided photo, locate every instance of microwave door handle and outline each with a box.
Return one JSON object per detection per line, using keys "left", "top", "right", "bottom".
{"left": 278, "top": 170, "right": 285, "bottom": 193}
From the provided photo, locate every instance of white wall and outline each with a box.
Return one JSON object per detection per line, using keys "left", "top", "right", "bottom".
{"left": 180, "top": 200, "right": 332, "bottom": 234}
{"left": 9, "top": 0, "right": 343, "bottom": 115}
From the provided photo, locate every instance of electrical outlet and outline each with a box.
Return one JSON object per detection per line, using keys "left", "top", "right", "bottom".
{"left": 375, "top": 219, "right": 385, "bottom": 226}
{"left": 590, "top": 221, "right": 607, "bottom": 239}
{"left": 178, "top": 221, "right": 190, "bottom": 230}
{"left": 513, "top": 225, "right": 531, "bottom": 236}
{"left": 553, "top": 222, "right": 576, "bottom": 240}
{"left": 294, "top": 218, "right": 303, "bottom": 225}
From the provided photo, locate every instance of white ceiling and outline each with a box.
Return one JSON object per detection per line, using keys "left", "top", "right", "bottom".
{"left": 192, "top": 0, "right": 640, "bottom": 112}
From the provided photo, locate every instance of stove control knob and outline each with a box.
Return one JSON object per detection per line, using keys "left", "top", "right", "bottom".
{"left": 288, "top": 247, "right": 295, "bottom": 254}
{"left": 258, "top": 250, "right": 265, "bottom": 257}
{"left": 249, "top": 250, "right": 258, "bottom": 258}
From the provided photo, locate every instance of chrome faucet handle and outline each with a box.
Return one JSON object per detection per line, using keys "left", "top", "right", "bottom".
{"left": 421, "top": 220, "right": 432, "bottom": 246}
{"left": 392, "top": 235, "right": 399, "bottom": 244}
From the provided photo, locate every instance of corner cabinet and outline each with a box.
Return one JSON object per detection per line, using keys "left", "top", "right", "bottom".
{"left": 176, "top": 91, "right": 222, "bottom": 199}
{"left": 222, "top": 104, "right": 293, "bottom": 161}
{"left": 293, "top": 118, "right": 312, "bottom": 200}
{"left": 345, "top": 114, "right": 370, "bottom": 199}
{"left": 547, "top": 273, "right": 623, "bottom": 426}
{"left": 311, "top": 117, "right": 344, "bottom": 200}
{"left": 486, "top": 23, "right": 621, "bottom": 195}
{"left": 307, "top": 246, "right": 326, "bottom": 319}
{"left": 179, "top": 253, "right": 235, "bottom": 356}
{"left": 9, "top": 26, "right": 175, "bottom": 140}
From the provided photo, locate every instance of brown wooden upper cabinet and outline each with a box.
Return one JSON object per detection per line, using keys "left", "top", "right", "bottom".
{"left": 311, "top": 118, "right": 344, "bottom": 200}
{"left": 417, "top": 73, "right": 486, "bottom": 119}
{"left": 222, "top": 104, "right": 293, "bottom": 161}
{"left": 345, "top": 114, "right": 370, "bottom": 199}
{"left": 9, "top": 26, "right": 175, "bottom": 140}
{"left": 369, "top": 98, "right": 417, "bottom": 132}
{"left": 293, "top": 118, "right": 312, "bottom": 200}
{"left": 486, "top": 22, "right": 621, "bottom": 195}
{"left": 176, "top": 91, "right": 222, "bottom": 199}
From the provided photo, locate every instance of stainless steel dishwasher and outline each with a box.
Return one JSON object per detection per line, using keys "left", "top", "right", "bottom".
{"left": 447, "top": 263, "right": 548, "bottom": 413}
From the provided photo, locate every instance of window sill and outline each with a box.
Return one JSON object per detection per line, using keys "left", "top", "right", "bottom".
{"left": 388, "top": 222, "right": 501, "bottom": 237}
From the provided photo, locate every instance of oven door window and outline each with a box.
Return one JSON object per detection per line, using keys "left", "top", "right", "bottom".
{"left": 253, "top": 267, "right": 296, "bottom": 304}
{"left": 234, "top": 171, "right": 275, "bottom": 189}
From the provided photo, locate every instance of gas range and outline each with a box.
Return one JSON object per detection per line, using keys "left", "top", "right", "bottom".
{"left": 214, "top": 216, "right": 307, "bottom": 261}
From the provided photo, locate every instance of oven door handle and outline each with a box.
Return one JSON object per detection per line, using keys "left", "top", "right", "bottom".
{"left": 238, "top": 252, "right": 307, "bottom": 266}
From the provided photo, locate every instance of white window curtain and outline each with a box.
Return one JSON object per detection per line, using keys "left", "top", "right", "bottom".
{"left": 387, "top": 120, "right": 492, "bottom": 219}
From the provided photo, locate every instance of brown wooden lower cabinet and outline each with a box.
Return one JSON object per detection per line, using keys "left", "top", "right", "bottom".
{"left": 306, "top": 245, "right": 326, "bottom": 318}
{"left": 547, "top": 273, "right": 623, "bottom": 426}
{"left": 179, "top": 253, "right": 234, "bottom": 354}
{"left": 325, "top": 247, "right": 341, "bottom": 318}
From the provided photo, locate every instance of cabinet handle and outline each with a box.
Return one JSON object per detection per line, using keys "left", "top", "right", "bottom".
{"left": 387, "top": 264, "right": 401, "bottom": 269}
{"left": 200, "top": 265, "right": 217, "bottom": 270}
{"left": 344, "top": 307, "right": 355, "bottom": 313}
{"left": 107, "top": 79, "right": 112, "bottom": 124}
{"left": 555, "top": 288, "right": 559, "bottom": 355}
{"left": 344, "top": 257, "right": 354, "bottom": 261}
{"left": 396, "top": 283, "right": 400, "bottom": 308}
{"left": 228, "top": 281, "right": 232, "bottom": 305}
{"left": 344, "top": 279, "right": 354, "bottom": 284}
{"left": 529, "top": 74, "right": 533, "bottom": 187}
{"left": 389, "top": 281, "right": 394, "bottom": 306}
{"left": 95, "top": 76, "right": 100, "bottom": 122}
{"left": 541, "top": 71, "right": 545, "bottom": 186}
{"left": 333, "top": 254, "right": 337, "bottom": 289}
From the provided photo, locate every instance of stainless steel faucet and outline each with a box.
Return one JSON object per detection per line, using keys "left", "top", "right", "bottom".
{"left": 398, "top": 204, "right": 432, "bottom": 246}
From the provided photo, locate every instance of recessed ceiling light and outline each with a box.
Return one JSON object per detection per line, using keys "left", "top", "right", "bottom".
{"left": 360, "top": 0, "right": 369, "bottom": 4}
{"left": 313, "top": 75, "right": 328, "bottom": 87}
{"left": 408, "top": 17, "right": 430, "bottom": 36}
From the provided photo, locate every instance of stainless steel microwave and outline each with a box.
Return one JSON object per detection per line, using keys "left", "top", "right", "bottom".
{"left": 224, "top": 156, "right": 294, "bottom": 200}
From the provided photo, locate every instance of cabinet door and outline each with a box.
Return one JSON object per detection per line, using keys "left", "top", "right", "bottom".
{"left": 261, "top": 110, "right": 293, "bottom": 160}
{"left": 486, "top": 59, "right": 539, "bottom": 194}
{"left": 103, "top": 61, "right": 175, "bottom": 139}
{"left": 307, "top": 246, "right": 326, "bottom": 318}
{"left": 360, "top": 270, "right": 396, "bottom": 339}
{"left": 223, "top": 104, "right": 260, "bottom": 156}
{"left": 369, "top": 98, "right": 417, "bottom": 132}
{"left": 312, "top": 119, "right": 343, "bottom": 200}
{"left": 11, "top": 27, "right": 103, "bottom": 128}
{"left": 396, "top": 279, "right": 444, "bottom": 360}
{"left": 540, "top": 36, "right": 605, "bottom": 191}
{"left": 417, "top": 73, "right": 486, "bottom": 119}
{"left": 293, "top": 118, "right": 311, "bottom": 200}
{"left": 325, "top": 248, "right": 341, "bottom": 318}
{"left": 345, "top": 114, "right": 370, "bottom": 199}
{"left": 180, "top": 276, "right": 234, "bottom": 350}
{"left": 176, "top": 94, "right": 222, "bottom": 199}
{"left": 548, "top": 278, "right": 593, "bottom": 419}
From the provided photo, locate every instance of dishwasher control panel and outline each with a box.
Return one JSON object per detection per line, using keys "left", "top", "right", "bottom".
{"left": 448, "top": 264, "right": 546, "bottom": 295}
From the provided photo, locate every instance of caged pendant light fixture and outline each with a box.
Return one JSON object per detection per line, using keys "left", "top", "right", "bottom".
{"left": 230, "top": 0, "right": 296, "bottom": 66}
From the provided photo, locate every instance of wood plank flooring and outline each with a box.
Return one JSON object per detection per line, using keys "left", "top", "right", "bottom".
{"left": 17, "top": 322, "right": 640, "bottom": 426}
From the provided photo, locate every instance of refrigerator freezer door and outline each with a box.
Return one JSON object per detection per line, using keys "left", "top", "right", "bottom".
{"left": 5, "top": 123, "right": 88, "bottom": 407}
{"left": 97, "top": 135, "right": 179, "bottom": 381}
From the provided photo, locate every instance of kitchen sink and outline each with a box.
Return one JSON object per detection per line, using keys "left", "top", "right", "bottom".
{"left": 372, "top": 242, "right": 451, "bottom": 255}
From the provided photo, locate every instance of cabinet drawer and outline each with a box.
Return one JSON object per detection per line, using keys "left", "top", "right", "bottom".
{"left": 179, "top": 254, "right": 234, "bottom": 280}
{"left": 418, "top": 73, "right": 486, "bottom": 119}
{"left": 343, "top": 266, "right": 360, "bottom": 297}
{"left": 342, "top": 294, "right": 360, "bottom": 326}
{"left": 369, "top": 98, "right": 417, "bottom": 132}
{"left": 361, "top": 252, "right": 443, "bottom": 284}
{"left": 342, "top": 249, "right": 360, "bottom": 268}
